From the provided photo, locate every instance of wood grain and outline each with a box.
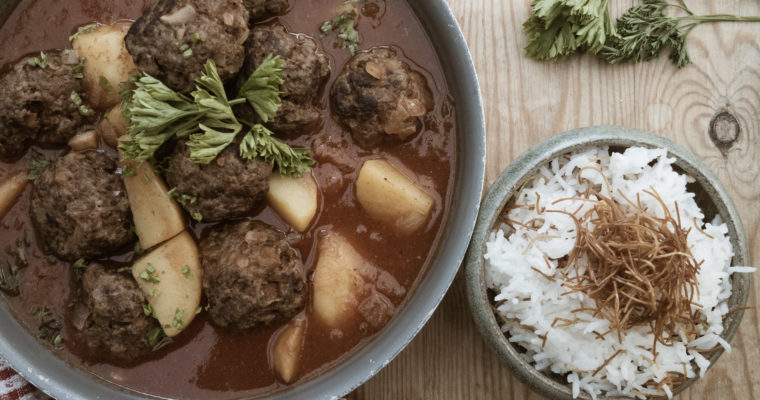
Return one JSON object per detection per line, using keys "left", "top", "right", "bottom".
{"left": 351, "top": 0, "right": 760, "bottom": 399}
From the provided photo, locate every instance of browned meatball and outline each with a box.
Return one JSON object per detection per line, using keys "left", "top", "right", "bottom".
{"left": 236, "top": 21, "right": 330, "bottom": 135}
{"left": 165, "top": 141, "right": 272, "bottom": 222}
{"left": 125, "top": 0, "right": 250, "bottom": 93}
{"left": 30, "top": 151, "right": 134, "bottom": 261}
{"left": 201, "top": 220, "right": 305, "bottom": 329}
{"left": 331, "top": 47, "right": 433, "bottom": 148}
{"left": 70, "top": 264, "right": 158, "bottom": 361}
{"left": 244, "top": 0, "right": 288, "bottom": 21}
{"left": 0, "top": 50, "right": 92, "bottom": 159}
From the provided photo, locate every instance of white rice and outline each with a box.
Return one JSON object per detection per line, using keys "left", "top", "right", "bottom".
{"left": 484, "top": 146, "right": 754, "bottom": 399}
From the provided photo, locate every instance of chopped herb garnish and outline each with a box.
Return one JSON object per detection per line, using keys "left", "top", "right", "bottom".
{"left": 191, "top": 32, "right": 201, "bottom": 42}
{"left": 69, "top": 23, "right": 98, "bottom": 42}
{"left": 140, "top": 264, "right": 160, "bottom": 283}
{"left": 121, "top": 164, "right": 136, "bottom": 177}
{"left": 117, "top": 266, "right": 132, "bottom": 274}
{"left": 167, "top": 187, "right": 197, "bottom": 206}
{"left": 204, "top": 303, "right": 211, "bottom": 312}
{"left": 190, "top": 210, "right": 203, "bottom": 222}
{"left": 32, "top": 307, "right": 50, "bottom": 319}
{"left": 0, "top": 261, "right": 20, "bottom": 296}
{"left": 179, "top": 44, "right": 190, "bottom": 51}
{"left": 53, "top": 334, "right": 63, "bottom": 346}
{"left": 31, "top": 306, "right": 62, "bottom": 347}
{"left": 120, "top": 58, "right": 313, "bottom": 176}
{"left": 147, "top": 326, "right": 173, "bottom": 351}
{"left": 172, "top": 308, "right": 184, "bottom": 330}
{"left": 72, "top": 57, "right": 85, "bottom": 79}
{"left": 27, "top": 52, "right": 49, "bottom": 69}
{"left": 27, "top": 149, "right": 51, "bottom": 181}
{"left": 70, "top": 91, "right": 94, "bottom": 116}
{"left": 181, "top": 265, "right": 192, "bottom": 278}
{"left": 72, "top": 258, "right": 88, "bottom": 281}
{"left": 321, "top": 2, "right": 361, "bottom": 55}
{"left": 143, "top": 303, "right": 153, "bottom": 316}
{"left": 15, "top": 239, "right": 27, "bottom": 268}
{"left": 195, "top": 306, "right": 202, "bottom": 315}
{"left": 98, "top": 75, "right": 115, "bottom": 94}
{"left": 148, "top": 288, "right": 159, "bottom": 297}
{"left": 134, "top": 241, "right": 144, "bottom": 256}
{"left": 182, "top": 48, "right": 193, "bottom": 59}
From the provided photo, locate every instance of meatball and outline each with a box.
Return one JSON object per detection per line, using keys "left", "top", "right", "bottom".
{"left": 125, "top": 0, "right": 250, "bottom": 93}
{"left": 236, "top": 22, "right": 330, "bottom": 135}
{"left": 331, "top": 47, "right": 434, "bottom": 148}
{"left": 165, "top": 141, "right": 272, "bottom": 222}
{"left": 70, "top": 263, "right": 157, "bottom": 361}
{"left": 30, "top": 151, "right": 134, "bottom": 261}
{"left": 201, "top": 220, "right": 305, "bottom": 329}
{"left": 245, "top": 0, "right": 288, "bottom": 21}
{"left": 0, "top": 51, "right": 91, "bottom": 159}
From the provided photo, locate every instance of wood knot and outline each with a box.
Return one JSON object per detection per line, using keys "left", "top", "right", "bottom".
{"left": 709, "top": 111, "right": 740, "bottom": 156}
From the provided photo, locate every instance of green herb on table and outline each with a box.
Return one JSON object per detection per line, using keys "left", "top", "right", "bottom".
{"left": 523, "top": 0, "right": 616, "bottom": 60}
{"left": 27, "top": 52, "right": 49, "bottom": 69}
{"left": 603, "top": 0, "right": 760, "bottom": 68}
{"left": 119, "top": 57, "right": 314, "bottom": 177}
{"left": 321, "top": 1, "right": 361, "bottom": 55}
{"left": 27, "top": 149, "right": 51, "bottom": 181}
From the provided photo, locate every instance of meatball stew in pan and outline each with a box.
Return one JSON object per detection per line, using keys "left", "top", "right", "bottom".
{"left": 0, "top": 0, "right": 456, "bottom": 397}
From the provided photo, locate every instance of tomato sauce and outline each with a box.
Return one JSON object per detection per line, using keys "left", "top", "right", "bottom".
{"left": 0, "top": 0, "right": 456, "bottom": 398}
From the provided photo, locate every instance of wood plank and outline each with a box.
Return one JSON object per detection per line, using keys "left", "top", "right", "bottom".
{"left": 352, "top": 0, "right": 760, "bottom": 398}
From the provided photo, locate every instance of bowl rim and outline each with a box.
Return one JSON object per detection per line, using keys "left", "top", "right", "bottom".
{"left": 465, "top": 126, "right": 751, "bottom": 400}
{"left": 0, "top": 0, "right": 486, "bottom": 399}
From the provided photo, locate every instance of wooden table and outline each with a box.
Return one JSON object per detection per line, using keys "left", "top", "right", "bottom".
{"left": 351, "top": 1, "right": 760, "bottom": 398}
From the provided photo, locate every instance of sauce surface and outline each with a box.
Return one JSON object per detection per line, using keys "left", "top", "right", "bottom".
{"left": 0, "top": 0, "right": 457, "bottom": 398}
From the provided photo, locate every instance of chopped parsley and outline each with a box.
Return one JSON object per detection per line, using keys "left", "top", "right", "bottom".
{"left": 195, "top": 306, "right": 202, "bottom": 315}
{"left": 139, "top": 264, "right": 160, "bottom": 283}
{"left": 190, "top": 210, "right": 203, "bottom": 223}
{"left": 72, "top": 57, "right": 85, "bottom": 79}
{"left": 321, "top": 1, "right": 361, "bottom": 55}
{"left": 121, "top": 164, "right": 136, "bottom": 178}
{"left": 27, "top": 52, "right": 49, "bottom": 69}
{"left": 27, "top": 149, "right": 51, "bottom": 181}
{"left": 31, "top": 307, "right": 62, "bottom": 348}
{"left": 15, "top": 239, "right": 27, "bottom": 268}
{"left": 148, "top": 288, "right": 159, "bottom": 298}
{"left": 72, "top": 258, "right": 88, "bottom": 281}
{"left": 0, "top": 261, "right": 19, "bottom": 296}
{"left": 70, "top": 91, "right": 94, "bottom": 116}
{"left": 117, "top": 266, "right": 132, "bottom": 274}
{"left": 98, "top": 75, "right": 115, "bottom": 94}
{"left": 167, "top": 187, "right": 197, "bottom": 206}
{"left": 172, "top": 308, "right": 184, "bottom": 330}
{"left": 147, "top": 326, "right": 173, "bottom": 351}
{"left": 181, "top": 265, "right": 192, "bottom": 278}
{"left": 191, "top": 32, "right": 201, "bottom": 42}
{"left": 69, "top": 23, "right": 98, "bottom": 42}
{"left": 143, "top": 303, "right": 154, "bottom": 317}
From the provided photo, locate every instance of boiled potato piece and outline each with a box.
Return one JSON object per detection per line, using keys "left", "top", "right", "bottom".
{"left": 0, "top": 171, "right": 28, "bottom": 221}
{"left": 119, "top": 137, "right": 185, "bottom": 250}
{"left": 273, "top": 315, "right": 307, "bottom": 383}
{"left": 67, "top": 130, "right": 99, "bottom": 151}
{"left": 356, "top": 159, "right": 434, "bottom": 235}
{"left": 131, "top": 231, "right": 201, "bottom": 337}
{"left": 267, "top": 172, "right": 318, "bottom": 232}
{"left": 98, "top": 106, "right": 128, "bottom": 148}
{"left": 72, "top": 22, "right": 137, "bottom": 109}
{"left": 313, "top": 233, "right": 364, "bottom": 327}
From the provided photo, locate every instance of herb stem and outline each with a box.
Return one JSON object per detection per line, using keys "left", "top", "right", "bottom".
{"left": 228, "top": 98, "right": 247, "bottom": 106}
{"left": 677, "top": 15, "right": 760, "bottom": 23}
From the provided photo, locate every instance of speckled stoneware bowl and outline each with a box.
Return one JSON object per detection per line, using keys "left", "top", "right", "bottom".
{"left": 0, "top": 1, "right": 485, "bottom": 399}
{"left": 466, "top": 126, "right": 751, "bottom": 400}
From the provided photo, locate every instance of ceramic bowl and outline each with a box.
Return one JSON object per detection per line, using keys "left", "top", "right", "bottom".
{"left": 466, "top": 126, "right": 751, "bottom": 399}
{"left": 0, "top": 1, "right": 486, "bottom": 399}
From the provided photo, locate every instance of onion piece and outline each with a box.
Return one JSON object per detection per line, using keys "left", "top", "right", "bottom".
{"left": 160, "top": 5, "right": 196, "bottom": 25}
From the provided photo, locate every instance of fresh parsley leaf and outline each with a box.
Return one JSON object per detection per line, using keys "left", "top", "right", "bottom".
{"left": 69, "top": 23, "right": 98, "bottom": 42}
{"left": 237, "top": 54, "right": 284, "bottom": 123}
{"left": 190, "top": 210, "right": 203, "bottom": 222}
{"left": 99, "top": 76, "right": 115, "bottom": 94}
{"left": 523, "top": 0, "right": 617, "bottom": 61}
{"left": 27, "top": 149, "right": 51, "bottom": 181}
{"left": 240, "top": 123, "right": 314, "bottom": 177}
{"left": 27, "top": 52, "right": 49, "bottom": 69}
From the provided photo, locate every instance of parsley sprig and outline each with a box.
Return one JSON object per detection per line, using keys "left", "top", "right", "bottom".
{"left": 603, "top": 0, "right": 760, "bottom": 68}
{"left": 120, "top": 56, "right": 314, "bottom": 176}
{"left": 524, "top": 0, "right": 760, "bottom": 67}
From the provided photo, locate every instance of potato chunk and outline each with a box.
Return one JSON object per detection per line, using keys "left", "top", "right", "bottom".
{"left": 0, "top": 171, "right": 27, "bottom": 221}
{"left": 67, "top": 130, "right": 99, "bottom": 151}
{"left": 267, "top": 172, "right": 318, "bottom": 232}
{"left": 98, "top": 106, "right": 128, "bottom": 148}
{"left": 355, "top": 159, "right": 434, "bottom": 235}
{"left": 273, "top": 315, "right": 307, "bottom": 383}
{"left": 131, "top": 231, "right": 201, "bottom": 337}
{"left": 313, "top": 233, "right": 364, "bottom": 327}
{"left": 72, "top": 22, "right": 137, "bottom": 109}
{"left": 119, "top": 137, "right": 185, "bottom": 250}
